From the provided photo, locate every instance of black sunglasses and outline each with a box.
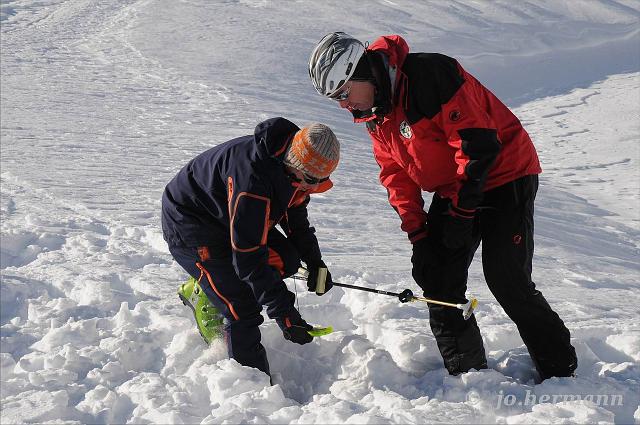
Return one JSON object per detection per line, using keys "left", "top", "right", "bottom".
{"left": 286, "top": 170, "right": 329, "bottom": 185}
{"left": 302, "top": 173, "right": 330, "bottom": 185}
{"left": 329, "top": 82, "right": 351, "bottom": 101}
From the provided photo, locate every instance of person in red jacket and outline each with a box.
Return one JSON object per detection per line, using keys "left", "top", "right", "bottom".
{"left": 309, "top": 32, "right": 577, "bottom": 380}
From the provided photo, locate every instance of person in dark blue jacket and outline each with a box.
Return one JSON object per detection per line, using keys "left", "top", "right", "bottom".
{"left": 162, "top": 117, "right": 340, "bottom": 376}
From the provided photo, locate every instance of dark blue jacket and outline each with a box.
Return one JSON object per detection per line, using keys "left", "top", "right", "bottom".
{"left": 162, "top": 117, "right": 329, "bottom": 318}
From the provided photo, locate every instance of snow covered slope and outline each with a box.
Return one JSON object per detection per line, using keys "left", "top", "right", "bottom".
{"left": 1, "top": 1, "right": 639, "bottom": 423}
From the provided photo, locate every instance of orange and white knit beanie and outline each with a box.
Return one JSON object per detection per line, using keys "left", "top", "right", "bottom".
{"left": 284, "top": 123, "right": 340, "bottom": 178}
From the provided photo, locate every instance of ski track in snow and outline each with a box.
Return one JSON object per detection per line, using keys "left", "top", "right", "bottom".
{"left": 1, "top": 1, "right": 639, "bottom": 424}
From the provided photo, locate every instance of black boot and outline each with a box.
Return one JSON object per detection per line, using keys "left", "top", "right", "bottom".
{"left": 430, "top": 306, "right": 487, "bottom": 375}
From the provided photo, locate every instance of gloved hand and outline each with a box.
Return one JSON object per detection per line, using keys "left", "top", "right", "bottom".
{"left": 305, "top": 261, "right": 333, "bottom": 295}
{"left": 411, "top": 236, "right": 435, "bottom": 289}
{"left": 443, "top": 205, "right": 475, "bottom": 249}
{"left": 277, "top": 313, "right": 313, "bottom": 345}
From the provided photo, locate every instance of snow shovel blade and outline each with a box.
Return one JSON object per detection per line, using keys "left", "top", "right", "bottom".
{"left": 307, "top": 326, "right": 333, "bottom": 337}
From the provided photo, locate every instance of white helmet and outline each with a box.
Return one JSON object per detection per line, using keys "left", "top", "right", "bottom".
{"left": 309, "top": 32, "right": 365, "bottom": 98}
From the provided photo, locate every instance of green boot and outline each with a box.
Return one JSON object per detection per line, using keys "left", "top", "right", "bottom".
{"left": 178, "top": 276, "right": 224, "bottom": 344}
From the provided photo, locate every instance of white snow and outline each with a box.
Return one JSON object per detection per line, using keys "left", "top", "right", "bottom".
{"left": 1, "top": 0, "right": 639, "bottom": 424}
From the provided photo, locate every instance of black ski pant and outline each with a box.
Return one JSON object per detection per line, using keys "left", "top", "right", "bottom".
{"left": 169, "top": 229, "right": 301, "bottom": 376}
{"left": 421, "top": 175, "right": 577, "bottom": 379}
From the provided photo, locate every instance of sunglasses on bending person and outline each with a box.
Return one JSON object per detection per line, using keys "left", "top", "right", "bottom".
{"left": 286, "top": 170, "right": 330, "bottom": 185}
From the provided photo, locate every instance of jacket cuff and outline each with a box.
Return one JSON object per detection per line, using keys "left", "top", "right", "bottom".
{"left": 408, "top": 226, "right": 428, "bottom": 244}
{"left": 275, "top": 309, "right": 302, "bottom": 330}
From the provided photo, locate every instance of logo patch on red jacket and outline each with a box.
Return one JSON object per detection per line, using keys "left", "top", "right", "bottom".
{"left": 449, "top": 110, "right": 461, "bottom": 121}
{"left": 399, "top": 121, "right": 413, "bottom": 139}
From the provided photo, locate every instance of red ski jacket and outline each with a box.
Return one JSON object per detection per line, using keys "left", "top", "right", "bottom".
{"left": 359, "top": 35, "right": 541, "bottom": 242}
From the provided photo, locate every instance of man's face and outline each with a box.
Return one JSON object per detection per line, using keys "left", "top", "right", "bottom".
{"left": 334, "top": 80, "right": 376, "bottom": 111}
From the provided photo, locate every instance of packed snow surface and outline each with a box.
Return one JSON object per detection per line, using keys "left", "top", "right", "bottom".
{"left": 1, "top": 0, "right": 639, "bottom": 424}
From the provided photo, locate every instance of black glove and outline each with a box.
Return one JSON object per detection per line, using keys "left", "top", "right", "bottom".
{"left": 277, "top": 313, "right": 313, "bottom": 345}
{"left": 442, "top": 205, "right": 475, "bottom": 249}
{"left": 411, "top": 237, "right": 435, "bottom": 289}
{"left": 305, "top": 261, "right": 333, "bottom": 296}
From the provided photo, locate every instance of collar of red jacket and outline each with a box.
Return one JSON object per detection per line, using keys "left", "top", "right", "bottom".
{"left": 368, "top": 34, "right": 409, "bottom": 69}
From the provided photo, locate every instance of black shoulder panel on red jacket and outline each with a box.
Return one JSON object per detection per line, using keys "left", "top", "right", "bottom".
{"left": 403, "top": 53, "right": 464, "bottom": 122}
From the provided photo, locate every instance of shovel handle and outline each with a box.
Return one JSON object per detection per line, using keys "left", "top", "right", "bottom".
{"left": 411, "top": 296, "right": 459, "bottom": 308}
